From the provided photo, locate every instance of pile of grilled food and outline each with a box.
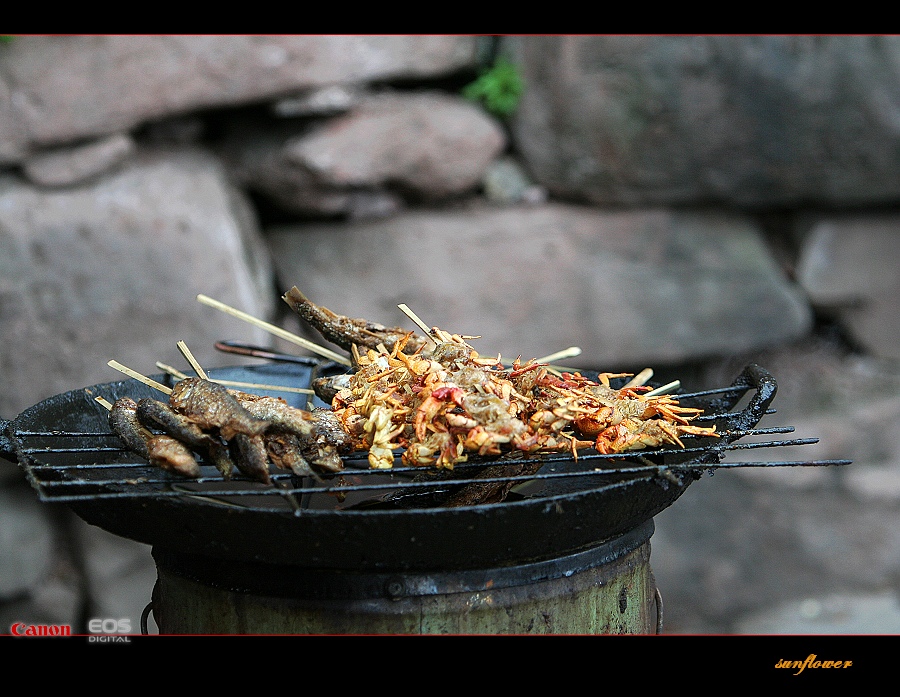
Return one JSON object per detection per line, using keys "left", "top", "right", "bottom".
{"left": 105, "top": 286, "right": 719, "bottom": 491}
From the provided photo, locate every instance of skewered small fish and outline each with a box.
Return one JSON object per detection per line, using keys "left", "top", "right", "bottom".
{"left": 169, "top": 377, "right": 269, "bottom": 440}
{"left": 230, "top": 433, "right": 272, "bottom": 484}
{"left": 232, "top": 392, "right": 317, "bottom": 437}
{"left": 311, "top": 372, "right": 353, "bottom": 404}
{"left": 109, "top": 397, "right": 154, "bottom": 461}
{"left": 311, "top": 408, "right": 351, "bottom": 454}
{"left": 146, "top": 437, "right": 202, "bottom": 478}
{"left": 233, "top": 392, "right": 346, "bottom": 473}
{"left": 264, "top": 428, "right": 318, "bottom": 478}
{"left": 108, "top": 397, "right": 201, "bottom": 478}
{"left": 283, "top": 286, "right": 431, "bottom": 355}
{"left": 136, "top": 398, "right": 235, "bottom": 478}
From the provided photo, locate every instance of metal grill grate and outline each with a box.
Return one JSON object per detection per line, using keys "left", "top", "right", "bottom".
{"left": 11, "top": 365, "right": 851, "bottom": 510}
{"left": 1, "top": 361, "right": 853, "bottom": 570}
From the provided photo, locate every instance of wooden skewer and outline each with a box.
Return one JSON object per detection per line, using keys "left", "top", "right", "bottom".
{"left": 397, "top": 303, "right": 433, "bottom": 336}
{"left": 156, "top": 362, "right": 189, "bottom": 380}
{"left": 107, "top": 360, "right": 172, "bottom": 395}
{"left": 396, "top": 308, "right": 581, "bottom": 367}
{"left": 645, "top": 380, "right": 681, "bottom": 397}
{"left": 177, "top": 340, "right": 209, "bottom": 381}
{"left": 623, "top": 368, "right": 654, "bottom": 389}
{"left": 397, "top": 303, "right": 458, "bottom": 345}
{"left": 156, "top": 362, "right": 314, "bottom": 395}
{"left": 196, "top": 294, "right": 352, "bottom": 367}
{"left": 534, "top": 346, "right": 582, "bottom": 364}
{"left": 472, "top": 355, "right": 503, "bottom": 366}
{"left": 95, "top": 396, "right": 113, "bottom": 411}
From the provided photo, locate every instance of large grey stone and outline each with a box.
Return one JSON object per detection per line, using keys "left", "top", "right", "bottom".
{"left": 0, "top": 147, "right": 275, "bottom": 419}
{"left": 0, "top": 36, "right": 482, "bottom": 164}
{"left": 220, "top": 91, "right": 506, "bottom": 217}
{"left": 265, "top": 203, "right": 812, "bottom": 368}
{"left": 651, "top": 339, "right": 900, "bottom": 633}
{"left": 286, "top": 92, "right": 506, "bottom": 196}
{"left": 22, "top": 133, "right": 136, "bottom": 188}
{"left": 795, "top": 214, "right": 900, "bottom": 360}
{"left": 0, "top": 487, "right": 55, "bottom": 600}
{"left": 507, "top": 36, "right": 900, "bottom": 207}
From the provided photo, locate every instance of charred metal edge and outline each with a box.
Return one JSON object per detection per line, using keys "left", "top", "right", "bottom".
{"left": 150, "top": 518, "right": 656, "bottom": 599}
{"left": 0, "top": 419, "right": 14, "bottom": 462}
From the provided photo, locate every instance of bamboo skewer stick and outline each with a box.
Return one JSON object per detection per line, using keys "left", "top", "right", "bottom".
{"left": 95, "top": 396, "right": 113, "bottom": 411}
{"left": 394, "top": 303, "right": 477, "bottom": 340}
{"left": 107, "top": 360, "right": 172, "bottom": 395}
{"left": 623, "top": 368, "right": 654, "bottom": 389}
{"left": 645, "top": 380, "right": 681, "bottom": 397}
{"left": 177, "top": 340, "right": 209, "bottom": 381}
{"left": 534, "top": 346, "right": 582, "bottom": 365}
{"left": 397, "top": 303, "right": 434, "bottom": 337}
{"left": 156, "top": 363, "right": 189, "bottom": 380}
{"left": 396, "top": 303, "right": 450, "bottom": 346}
{"left": 156, "top": 362, "right": 314, "bottom": 395}
{"left": 396, "top": 303, "right": 587, "bottom": 373}
{"left": 196, "top": 294, "right": 352, "bottom": 367}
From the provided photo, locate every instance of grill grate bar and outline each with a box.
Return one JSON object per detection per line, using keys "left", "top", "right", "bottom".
{"left": 699, "top": 459, "right": 852, "bottom": 469}
{"left": 8, "top": 363, "right": 851, "bottom": 511}
{"left": 674, "top": 385, "right": 751, "bottom": 399}
{"left": 23, "top": 431, "right": 849, "bottom": 504}
{"left": 693, "top": 408, "right": 775, "bottom": 422}
{"left": 12, "top": 410, "right": 777, "bottom": 437}
{"left": 16, "top": 425, "right": 800, "bottom": 464}
{"left": 30, "top": 456, "right": 853, "bottom": 504}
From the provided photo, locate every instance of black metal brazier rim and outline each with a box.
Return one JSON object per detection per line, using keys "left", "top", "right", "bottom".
{"left": 151, "top": 519, "right": 657, "bottom": 599}
{"left": 1, "top": 362, "right": 775, "bottom": 571}
{"left": 68, "top": 465, "right": 693, "bottom": 570}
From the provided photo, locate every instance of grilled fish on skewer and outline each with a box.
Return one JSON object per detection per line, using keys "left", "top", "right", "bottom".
{"left": 135, "top": 398, "right": 235, "bottom": 478}
{"left": 108, "top": 397, "right": 201, "bottom": 478}
{"left": 230, "top": 433, "right": 272, "bottom": 484}
{"left": 264, "top": 429, "right": 319, "bottom": 479}
{"left": 232, "top": 392, "right": 347, "bottom": 473}
{"left": 312, "top": 408, "right": 351, "bottom": 455}
{"left": 169, "top": 377, "right": 269, "bottom": 441}
{"left": 283, "top": 286, "right": 431, "bottom": 355}
{"left": 312, "top": 372, "right": 353, "bottom": 404}
{"left": 146, "top": 437, "right": 203, "bottom": 478}
{"left": 108, "top": 397, "right": 154, "bottom": 461}
{"left": 299, "top": 407, "right": 349, "bottom": 473}
{"left": 232, "top": 392, "right": 318, "bottom": 437}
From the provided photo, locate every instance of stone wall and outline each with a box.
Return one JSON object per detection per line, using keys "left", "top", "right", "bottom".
{"left": 2, "top": 35, "right": 899, "bottom": 635}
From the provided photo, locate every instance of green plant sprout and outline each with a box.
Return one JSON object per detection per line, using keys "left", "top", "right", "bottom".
{"left": 462, "top": 56, "right": 524, "bottom": 118}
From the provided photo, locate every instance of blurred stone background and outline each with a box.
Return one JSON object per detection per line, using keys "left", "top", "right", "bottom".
{"left": 1, "top": 35, "right": 899, "bottom": 635}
